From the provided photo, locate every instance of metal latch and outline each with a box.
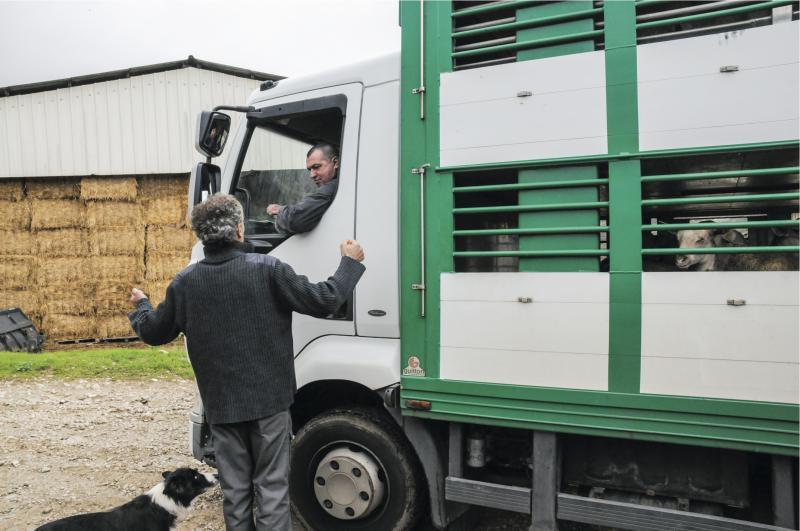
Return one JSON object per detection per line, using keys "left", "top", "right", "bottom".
{"left": 516, "top": 90, "right": 533, "bottom": 97}
{"left": 719, "top": 65, "right": 739, "bottom": 73}
{"left": 412, "top": 86, "right": 426, "bottom": 95}
{"left": 411, "top": 283, "right": 425, "bottom": 290}
{"left": 517, "top": 297, "right": 533, "bottom": 303}
{"left": 727, "top": 299, "right": 746, "bottom": 306}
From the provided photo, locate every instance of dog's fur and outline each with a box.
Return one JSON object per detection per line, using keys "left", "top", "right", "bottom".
{"left": 35, "top": 467, "right": 216, "bottom": 531}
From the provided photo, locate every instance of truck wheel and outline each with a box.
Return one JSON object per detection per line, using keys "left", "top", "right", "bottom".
{"left": 290, "top": 407, "right": 426, "bottom": 530}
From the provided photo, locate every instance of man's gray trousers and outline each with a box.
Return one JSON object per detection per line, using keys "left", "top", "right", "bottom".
{"left": 210, "top": 410, "right": 292, "bottom": 531}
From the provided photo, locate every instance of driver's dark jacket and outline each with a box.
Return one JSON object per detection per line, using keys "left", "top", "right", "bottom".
{"left": 275, "top": 178, "right": 338, "bottom": 235}
{"left": 128, "top": 240, "right": 364, "bottom": 424}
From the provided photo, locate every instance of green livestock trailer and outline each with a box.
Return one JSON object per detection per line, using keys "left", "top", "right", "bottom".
{"left": 398, "top": 1, "right": 799, "bottom": 529}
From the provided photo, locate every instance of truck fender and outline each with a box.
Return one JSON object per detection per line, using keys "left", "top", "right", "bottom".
{"left": 294, "top": 335, "right": 399, "bottom": 390}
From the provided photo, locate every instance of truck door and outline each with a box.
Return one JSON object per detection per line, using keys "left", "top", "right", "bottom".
{"left": 229, "top": 83, "right": 363, "bottom": 351}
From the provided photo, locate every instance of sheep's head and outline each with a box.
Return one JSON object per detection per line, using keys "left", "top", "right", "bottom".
{"left": 675, "top": 229, "right": 715, "bottom": 270}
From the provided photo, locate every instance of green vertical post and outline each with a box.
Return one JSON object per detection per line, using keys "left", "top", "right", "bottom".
{"left": 519, "top": 167, "right": 600, "bottom": 272}
{"left": 605, "top": 1, "right": 641, "bottom": 393}
{"left": 400, "top": 0, "right": 451, "bottom": 382}
{"left": 516, "top": 1, "right": 595, "bottom": 61}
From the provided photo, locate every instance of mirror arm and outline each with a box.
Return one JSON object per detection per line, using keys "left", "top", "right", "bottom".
{"left": 213, "top": 105, "right": 254, "bottom": 113}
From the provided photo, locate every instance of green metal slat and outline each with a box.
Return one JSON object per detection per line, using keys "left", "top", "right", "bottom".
{"left": 454, "top": 201, "right": 608, "bottom": 215}
{"left": 454, "top": 178, "right": 608, "bottom": 193}
{"left": 642, "top": 220, "right": 800, "bottom": 231}
{"left": 637, "top": 1, "right": 794, "bottom": 29}
{"left": 455, "top": 226, "right": 609, "bottom": 236}
{"left": 642, "top": 192, "right": 799, "bottom": 206}
{"left": 452, "top": 7, "right": 603, "bottom": 38}
{"left": 641, "top": 166, "right": 799, "bottom": 183}
{"left": 643, "top": 245, "right": 800, "bottom": 255}
{"left": 452, "top": 29, "right": 604, "bottom": 59}
{"left": 454, "top": 249, "right": 609, "bottom": 258}
{"left": 451, "top": 0, "right": 539, "bottom": 19}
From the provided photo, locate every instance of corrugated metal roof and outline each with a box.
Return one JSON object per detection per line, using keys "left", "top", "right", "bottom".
{"left": 0, "top": 65, "right": 296, "bottom": 179}
{"left": 0, "top": 56, "right": 283, "bottom": 98}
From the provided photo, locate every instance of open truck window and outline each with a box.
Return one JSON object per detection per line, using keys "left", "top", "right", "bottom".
{"left": 232, "top": 103, "right": 344, "bottom": 251}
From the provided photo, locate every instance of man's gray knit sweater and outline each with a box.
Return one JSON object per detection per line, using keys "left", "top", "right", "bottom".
{"left": 128, "top": 241, "right": 365, "bottom": 424}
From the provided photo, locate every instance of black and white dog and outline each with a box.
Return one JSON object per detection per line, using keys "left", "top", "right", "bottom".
{"left": 35, "top": 467, "right": 217, "bottom": 530}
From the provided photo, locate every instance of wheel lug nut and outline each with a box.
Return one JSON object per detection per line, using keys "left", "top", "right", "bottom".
{"left": 330, "top": 461, "right": 339, "bottom": 470}
{"left": 360, "top": 491, "right": 369, "bottom": 501}
{"left": 352, "top": 468, "right": 361, "bottom": 477}
{"left": 316, "top": 477, "right": 325, "bottom": 486}
{"left": 324, "top": 500, "right": 333, "bottom": 509}
{"left": 346, "top": 507, "right": 355, "bottom": 517}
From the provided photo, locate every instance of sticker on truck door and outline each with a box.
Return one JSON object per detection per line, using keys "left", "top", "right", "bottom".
{"left": 403, "top": 356, "right": 425, "bottom": 377}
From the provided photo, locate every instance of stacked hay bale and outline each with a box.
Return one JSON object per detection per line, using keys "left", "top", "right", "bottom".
{"left": 30, "top": 179, "right": 94, "bottom": 340}
{"left": 82, "top": 177, "right": 144, "bottom": 339}
{"left": 0, "top": 174, "right": 194, "bottom": 342}
{"left": 0, "top": 180, "right": 37, "bottom": 325}
{"left": 140, "top": 176, "right": 194, "bottom": 306}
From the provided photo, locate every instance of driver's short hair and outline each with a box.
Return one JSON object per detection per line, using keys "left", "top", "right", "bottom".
{"left": 191, "top": 193, "right": 244, "bottom": 244}
{"left": 307, "top": 142, "right": 339, "bottom": 161}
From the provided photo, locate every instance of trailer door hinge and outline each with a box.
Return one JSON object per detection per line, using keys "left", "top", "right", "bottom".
{"left": 411, "top": 283, "right": 425, "bottom": 290}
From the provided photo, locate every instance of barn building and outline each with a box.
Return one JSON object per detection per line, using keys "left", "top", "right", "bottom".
{"left": 0, "top": 57, "right": 297, "bottom": 342}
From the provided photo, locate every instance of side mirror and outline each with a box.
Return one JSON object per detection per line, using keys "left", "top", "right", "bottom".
{"left": 195, "top": 111, "right": 231, "bottom": 157}
{"left": 189, "top": 162, "right": 221, "bottom": 213}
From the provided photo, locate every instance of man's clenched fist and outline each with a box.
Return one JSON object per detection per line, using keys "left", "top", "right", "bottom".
{"left": 340, "top": 239, "right": 365, "bottom": 262}
{"left": 129, "top": 288, "right": 148, "bottom": 306}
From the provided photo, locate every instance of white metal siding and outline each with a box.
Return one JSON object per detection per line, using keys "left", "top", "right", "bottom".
{"left": 0, "top": 68, "right": 289, "bottom": 178}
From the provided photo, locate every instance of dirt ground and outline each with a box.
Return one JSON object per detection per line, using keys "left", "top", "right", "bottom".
{"left": 0, "top": 377, "right": 530, "bottom": 531}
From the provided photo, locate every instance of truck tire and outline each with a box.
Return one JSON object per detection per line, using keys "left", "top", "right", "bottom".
{"left": 290, "top": 407, "right": 426, "bottom": 530}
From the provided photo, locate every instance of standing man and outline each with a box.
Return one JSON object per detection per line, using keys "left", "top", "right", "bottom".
{"left": 128, "top": 193, "right": 365, "bottom": 530}
{"left": 266, "top": 142, "right": 339, "bottom": 235}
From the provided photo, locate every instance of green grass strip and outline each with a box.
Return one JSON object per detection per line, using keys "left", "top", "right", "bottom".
{"left": 0, "top": 346, "right": 194, "bottom": 380}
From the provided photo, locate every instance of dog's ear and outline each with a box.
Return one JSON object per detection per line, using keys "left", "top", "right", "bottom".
{"left": 162, "top": 471, "right": 171, "bottom": 479}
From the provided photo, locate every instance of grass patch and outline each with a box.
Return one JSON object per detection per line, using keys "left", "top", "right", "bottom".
{"left": 0, "top": 346, "right": 194, "bottom": 380}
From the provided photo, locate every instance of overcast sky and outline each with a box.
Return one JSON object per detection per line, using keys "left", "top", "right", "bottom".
{"left": 0, "top": 0, "right": 401, "bottom": 87}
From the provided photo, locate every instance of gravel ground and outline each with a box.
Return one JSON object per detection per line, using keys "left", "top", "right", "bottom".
{"left": 0, "top": 377, "right": 531, "bottom": 531}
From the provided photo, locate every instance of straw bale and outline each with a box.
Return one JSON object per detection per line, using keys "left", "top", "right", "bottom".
{"left": 37, "top": 256, "right": 91, "bottom": 285}
{"left": 81, "top": 176, "right": 138, "bottom": 201}
{"left": 138, "top": 175, "right": 189, "bottom": 199}
{"left": 0, "top": 200, "right": 31, "bottom": 230}
{"left": 90, "top": 226, "right": 144, "bottom": 256}
{"left": 25, "top": 178, "right": 81, "bottom": 200}
{"left": 143, "top": 195, "right": 188, "bottom": 227}
{"left": 31, "top": 199, "right": 84, "bottom": 230}
{"left": 144, "top": 280, "right": 171, "bottom": 306}
{"left": 36, "top": 228, "right": 89, "bottom": 257}
{"left": 42, "top": 313, "right": 96, "bottom": 340}
{"left": 95, "top": 281, "right": 134, "bottom": 312}
{"left": 86, "top": 201, "right": 142, "bottom": 228}
{"left": 96, "top": 313, "right": 135, "bottom": 338}
{"left": 0, "top": 180, "right": 24, "bottom": 201}
{"left": 0, "top": 255, "right": 35, "bottom": 289}
{"left": 146, "top": 225, "right": 195, "bottom": 253}
{"left": 39, "top": 283, "right": 94, "bottom": 315}
{"left": 0, "top": 230, "right": 34, "bottom": 255}
{"left": 92, "top": 255, "right": 143, "bottom": 282}
{"left": 145, "top": 251, "right": 187, "bottom": 281}
{"left": 0, "top": 289, "right": 39, "bottom": 315}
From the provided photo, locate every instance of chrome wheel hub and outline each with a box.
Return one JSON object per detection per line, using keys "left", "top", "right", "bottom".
{"left": 313, "top": 446, "right": 386, "bottom": 520}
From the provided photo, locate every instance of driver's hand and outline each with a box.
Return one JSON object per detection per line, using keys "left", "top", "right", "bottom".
{"left": 266, "top": 204, "right": 282, "bottom": 216}
{"left": 340, "top": 240, "right": 365, "bottom": 262}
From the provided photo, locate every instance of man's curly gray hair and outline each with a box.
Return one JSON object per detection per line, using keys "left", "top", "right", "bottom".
{"left": 191, "top": 193, "right": 244, "bottom": 244}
